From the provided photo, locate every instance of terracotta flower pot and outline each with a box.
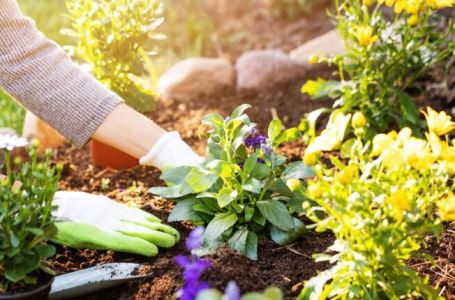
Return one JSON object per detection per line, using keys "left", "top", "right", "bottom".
{"left": 0, "top": 275, "right": 53, "bottom": 300}
{"left": 90, "top": 140, "right": 138, "bottom": 169}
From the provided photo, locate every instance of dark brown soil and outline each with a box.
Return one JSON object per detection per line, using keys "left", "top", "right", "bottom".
{"left": 45, "top": 3, "right": 455, "bottom": 300}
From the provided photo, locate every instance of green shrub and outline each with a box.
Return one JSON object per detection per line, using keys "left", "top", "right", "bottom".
{"left": 0, "top": 91, "right": 25, "bottom": 133}
{"left": 150, "top": 105, "right": 313, "bottom": 260}
{"left": 302, "top": 0, "right": 455, "bottom": 138}
{"left": 0, "top": 140, "right": 61, "bottom": 292}
{"left": 65, "top": 0, "right": 164, "bottom": 112}
{"left": 299, "top": 107, "right": 455, "bottom": 299}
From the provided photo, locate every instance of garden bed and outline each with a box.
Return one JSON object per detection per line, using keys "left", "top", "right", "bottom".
{"left": 42, "top": 2, "right": 455, "bottom": 299}
{"left": 48, "top": 68, "right": 455, "bottom": 299}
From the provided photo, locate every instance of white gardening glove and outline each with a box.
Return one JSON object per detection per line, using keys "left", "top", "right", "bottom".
{"left": 139, "top": 131, "right": 203, "bottom": 169}
{"left": 52, "top": 191, "right": 180, "bottom": 256}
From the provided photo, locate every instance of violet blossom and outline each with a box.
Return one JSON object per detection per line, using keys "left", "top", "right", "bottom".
{"left": 176, "top": 227, "right": 211, "bottom": 300}
{"left": 224, "top": 281, "right": 241, "bottom": 300}
{"left": 244, "top": 128, "right": 272, "bottom": 156}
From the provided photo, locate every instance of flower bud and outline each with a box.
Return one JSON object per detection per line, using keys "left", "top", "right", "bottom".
{"left": 308, "top": 182, "right": 324, "bottom": 199}
{"left": 286, "top": 179, "right": 301, "bottom": 192}
{"left": 308, "top": 54, "right": 319, "bottom": 65}
{"left": 408, "top": 15, "right": 419, "bottom": 26}
{"left": 352, "top": 111, "right": 366, "bottom": 129}
{"left": 31, "top": 138, "right": 40, "bottom": 149}
{"left": 304, "top": 151, "right": 319, "bottom": 166}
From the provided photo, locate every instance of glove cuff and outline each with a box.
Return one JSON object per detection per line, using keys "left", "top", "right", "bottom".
{"left": 139, "top": 131, "right": 202, "bottom": 169}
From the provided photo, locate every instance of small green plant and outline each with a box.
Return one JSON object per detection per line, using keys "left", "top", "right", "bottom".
{"left": 65, "top": 0, "right": 164, "bottom": 112}
{"left": 0, "top": 91, "right": 25, "bottom": 133}
{"left": 0, "top": 137, "right": 61, "bottom": 293}
{"left": 302, "top": 0, "right": 455, "bottom": 137}
{"left": 298, "top": 107, "right": 455, "bottom": 299}
{"left": 150, "top": 105, "right": 313, "bottom": 260}
{"left": 262, "top": 0, "right": 329, "bottom": 18}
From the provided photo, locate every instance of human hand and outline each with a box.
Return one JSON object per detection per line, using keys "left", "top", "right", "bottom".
{"left": 139, "top": 131, "right": 203, "bottom": 170}
{"left": 52, "top": 191, "right": 180, "bottom": 257}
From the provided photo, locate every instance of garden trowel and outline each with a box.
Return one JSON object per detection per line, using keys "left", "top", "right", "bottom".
{"left": 49, "top": 263, "right": 151, "bottom": 299}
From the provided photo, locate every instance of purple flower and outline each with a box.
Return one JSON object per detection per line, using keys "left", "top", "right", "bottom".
{"left": 177, "top": 227, "right": 211, "bottom": 300}
{"left": 186, "top": 226, "right": 205, "bottom": 251}
{"left": 224, "top": 281, "right": 241, "bottom": 300}
{"left": 245, "top": 134, "right": 267, "bottom": 149}
{"left": 244, "top": 129, "right": 272, "bottom": 156}
{"left": 238, "top": 162, "right": 244, "bottom": 169}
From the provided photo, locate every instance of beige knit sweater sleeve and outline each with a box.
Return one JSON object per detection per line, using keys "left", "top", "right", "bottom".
{"left": 0, "top": 0, "right": 122, "bottom": 147}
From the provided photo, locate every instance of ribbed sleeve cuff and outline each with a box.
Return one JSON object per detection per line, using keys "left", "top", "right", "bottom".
{"left": 70, "top": 96, "right": 122, "bottom": 148}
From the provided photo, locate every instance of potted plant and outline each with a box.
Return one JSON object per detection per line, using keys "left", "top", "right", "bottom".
{"left": 65, "top": 0, "right": 164, "bottom": 169}
{"left": 0, "top": 136, "right": 62, "bottom": 300}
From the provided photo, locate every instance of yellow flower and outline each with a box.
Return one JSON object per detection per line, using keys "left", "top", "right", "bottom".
{"left": 352, "top": 111, "right": 367, "bottom": 129}
{"left": 408, "top": 14, "right": 420, "bottom": 26}
{"left": 426, "top": 0, "right": 455, "bottom": 9}
{"left": 405, "top": 0, "right": 422, "bottom": 14}
{"left": 387, "top": 189, "right": 411, "bottom": 222}
{"left": 308, "top": 181, "right": 324, "bottom": 199}
{"left": 437, "top": 193, "right": 455, "bottom": 221}
{"left": 422, "top": 106, "right": 455, "bottom": 136}
{"left": 308, "top": 54, "right": 319, "bottom": 64}
{"left": 363, "top": 0, "right": 375, "bottom": 5}
{"left": 286, "top": 178, "right": 301, "bottom": 192}
{"left": 336, "top": 164, "right": 358, "bottom": 185}
{"left": 381, "top": 147, "right": 406, "bottom": 170}
{"left": 303, "top": 151, "right": 319, "bottom": 166}
{"left": 386, "top": 0, "right": 396, "bottom": 6}
{"left": 371, "top": 133, "right": 395, "bottom": 156}
{"left": 354, "top": 26, "right": 379, "bottom": 47}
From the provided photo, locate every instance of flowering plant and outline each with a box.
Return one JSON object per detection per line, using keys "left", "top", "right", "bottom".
{"left": 177, "top": 227, "right": 283, "bottom": 300}
{"left": 302, "top": 0, "right": 455, "bottom": 137}
{"left": 298, "top": 107, "right": 455, "bottom": 299}
{"left": 0, "top": 137, "right": 61, "bottom": 292}
{"left": 65, "top": 0, "right": 164, "bottom": 112}
{"left": 150, "top": 105, "right": 314, "bottom": 260}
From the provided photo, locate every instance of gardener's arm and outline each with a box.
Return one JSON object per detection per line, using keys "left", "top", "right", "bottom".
{"left": 0, "top": 0, "right": 200, "bottom": 167}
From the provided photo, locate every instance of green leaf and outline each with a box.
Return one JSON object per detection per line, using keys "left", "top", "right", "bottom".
{"left": 196, "top": 289, "right": 223, "bottom": 300}
{"left": 228, "top": 228, "right": 249, "bottom": 254}
{"left": 5, "top": 252, "right": 41, "bottom": 283}
{"left": 217, "top": 189, "right": 239, "bottom": 208}
{"left": 257, "top": 200, "right": 294, "bottom": 232}
{"left": 301, "top": 78, "right": 340, "bottom": 99}
{"left": 150, "top": 168, "right": 218, "bottom": 198}
{"left": 246, "top": 231, "right": 258, "bottom": 261}
{"left": 10, "top": 233, "right": 19, "bottom": 248}
{"left": 168, "top": 199, "right": 204, "bottom": 223}
{"left": 269, "top": 179, "right": 293, "bottom": 197}
{"left": 202, "top": 113, "right": 225, "bottom": 128}
{"left": 160, "top": 166, "right": 193, "bottom": 186}
{"left": 243, "top": 153, "right": 258, "bottom": 174}
{"left": 270, "top": 217, "right": 308, "bottom": 245}
{"left": 243, "top": 287, "right": 283, "bottom": 300}
{"left": 186, "top": 168, "right": 219, "bottom": 192}
{"left": 283, "top": 162, "right": 315, "bottom": 180}
{"left": 274, "top": 128, "right": 302, "bottom": 146}
{"left": 36, "top": 244, "right": 56, "bottom": 258}
{"left": 204, "top": 212, "right": 238, "bottom": 241}
{"left": 251, "top": 163, "right": 271, "bottom": 179}
{"left": 231, "top": 104, "right": 252, "bottom": 119}
{"left": 242, "top": 178, "right": 262, "bottom": 194}
{"left": 268, "top": 118, "right": 283, "bottom": 143}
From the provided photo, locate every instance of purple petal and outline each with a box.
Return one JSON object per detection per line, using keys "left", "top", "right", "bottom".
{"left": 176, "top": 255, "right": 190, "bottom": 268}
{"left": 224, "top": 281, "right": 241, "bottom": 300}
{"left": 186, "top": 226, "right": 205, "bottom": 251}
